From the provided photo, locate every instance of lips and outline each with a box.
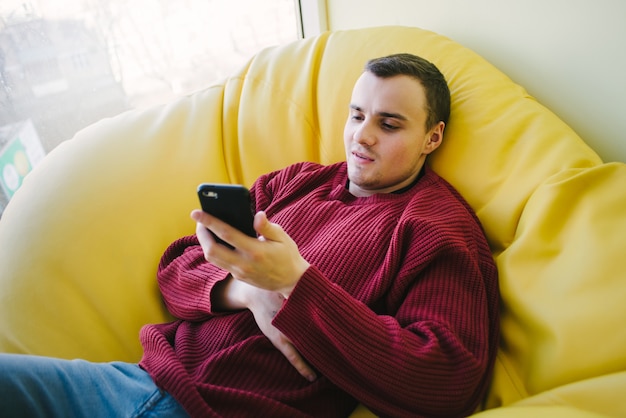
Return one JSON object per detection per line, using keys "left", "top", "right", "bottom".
{"left": 352, "top": 150, "right": 374, "bottom": 162}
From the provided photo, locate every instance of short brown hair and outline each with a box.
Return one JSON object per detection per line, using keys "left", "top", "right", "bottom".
{"left": 365, "top": 53, "right": 450, "bottom": 130}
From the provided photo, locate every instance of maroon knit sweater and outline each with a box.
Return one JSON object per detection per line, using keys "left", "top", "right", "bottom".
{"left": 139, "top": 162, "right": 499, "bottom": 418}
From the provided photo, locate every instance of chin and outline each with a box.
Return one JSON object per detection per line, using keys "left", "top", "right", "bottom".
{"left": 352, "top": 179, "right": 378, "bottom": 191}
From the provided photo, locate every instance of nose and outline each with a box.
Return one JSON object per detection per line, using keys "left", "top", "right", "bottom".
{"left": 353, "top": 120, "right": 376, "bottom": 146}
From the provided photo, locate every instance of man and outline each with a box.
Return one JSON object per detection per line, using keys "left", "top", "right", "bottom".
{"left": 0, "top": 53, "right": 499, "bottom": 417}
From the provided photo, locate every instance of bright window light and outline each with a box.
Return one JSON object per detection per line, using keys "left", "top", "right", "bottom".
{"left": 0, "top": 0, "right": 299, "bottom": 213}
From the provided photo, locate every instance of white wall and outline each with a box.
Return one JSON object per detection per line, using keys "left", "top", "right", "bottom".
{"left": 323, "top": 0, "right": 626, "bottom": 163}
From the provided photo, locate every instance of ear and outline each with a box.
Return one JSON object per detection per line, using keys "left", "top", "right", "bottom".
{"left": 423, "top": 121, "right": 445, "bottom": 154}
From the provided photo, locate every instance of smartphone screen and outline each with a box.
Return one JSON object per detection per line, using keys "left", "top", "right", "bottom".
{"left": 197, "top": 183, "right": 256, "bottom": 248}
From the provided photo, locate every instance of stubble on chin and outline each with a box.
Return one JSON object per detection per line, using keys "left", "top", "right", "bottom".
{"left": 347, "top": 166, "right": 379, "bottom": 190}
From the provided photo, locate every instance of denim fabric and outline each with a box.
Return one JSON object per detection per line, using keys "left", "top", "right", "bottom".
{"left": 0, "top": 354, "right": 189, "bottom": 418}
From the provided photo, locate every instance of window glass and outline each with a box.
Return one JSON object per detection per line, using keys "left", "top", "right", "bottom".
{"left": 0, "top": 0, "right": 299, "bottom": 214}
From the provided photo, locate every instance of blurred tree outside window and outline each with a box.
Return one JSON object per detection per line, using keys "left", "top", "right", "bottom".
{"left": 0, "top": 0, "right": 299, "bottom": 214}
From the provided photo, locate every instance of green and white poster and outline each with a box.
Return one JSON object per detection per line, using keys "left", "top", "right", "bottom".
{"left": 0, "top": 120, "right": 46, "bottom": 200}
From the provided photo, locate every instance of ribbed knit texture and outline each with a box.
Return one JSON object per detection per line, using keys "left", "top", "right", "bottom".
{"left": 139, "top": 162, "right": 499, "bottom": 418}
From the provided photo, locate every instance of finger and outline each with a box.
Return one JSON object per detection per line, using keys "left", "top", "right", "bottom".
{"left": 192, "top": 211, "right": 241, "bottom": 267}
{"left": 192, "top": 209, "right": 250, "bottom": 251}
{"left": 276, "top": 341, "right": 317, "bottom": 382}
{"left": 191, "top": 209, "right": 217, "bottom": 233}
{"left": 190, "top": 209, "right": 204, "bottom": 223}
{"left": 253, "top": 211, "right": 286, "bottom": 243}
{"left": 193, "top": 211, "right": 216, "bottom": 247}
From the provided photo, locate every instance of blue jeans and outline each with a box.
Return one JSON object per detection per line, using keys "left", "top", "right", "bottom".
{"left": 0, "top": 353, "right": 189, "bottom": 418}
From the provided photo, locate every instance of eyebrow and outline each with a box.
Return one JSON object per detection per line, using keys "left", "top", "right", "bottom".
{"left": 349, "top": 104, "right": 408, "bottom": 121}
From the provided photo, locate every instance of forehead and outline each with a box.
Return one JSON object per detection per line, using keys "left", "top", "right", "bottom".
{"left": 350, "top": 72, "right": 427, "bottom": 116}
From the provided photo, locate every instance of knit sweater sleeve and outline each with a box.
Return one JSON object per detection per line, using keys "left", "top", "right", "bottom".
{"left": 272, "top": 242, "right": 497, "bottom": 417}
{"left": 157, "top": 234, "right": 231, "bottom": 321}
{"left": 155, "top": 162, "right": 323, "bottom": 322}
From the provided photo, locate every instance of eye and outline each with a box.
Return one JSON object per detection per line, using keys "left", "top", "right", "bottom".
{"left": 381, "top": 122, "right": 399, "bottom": 131}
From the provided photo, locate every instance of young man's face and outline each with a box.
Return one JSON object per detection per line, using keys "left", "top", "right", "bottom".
{"left": 344, "top": 72, "right": 444, "bottom": 197}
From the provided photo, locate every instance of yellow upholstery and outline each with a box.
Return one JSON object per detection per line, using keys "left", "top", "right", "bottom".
{"left": 1, "top": 26, "right": 625, "bottom": 417}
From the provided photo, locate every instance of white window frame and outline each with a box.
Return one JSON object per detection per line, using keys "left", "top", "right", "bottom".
{"left": 295, "top": 0, "right": 328, "bottom": 38}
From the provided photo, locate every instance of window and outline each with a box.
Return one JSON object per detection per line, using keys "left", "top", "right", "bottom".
{"left": 0, "top": 0, "right": 300, "bottom": 213}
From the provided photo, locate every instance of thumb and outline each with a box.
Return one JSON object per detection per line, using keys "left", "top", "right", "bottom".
{"left": 254, "top": 211, "right": 283, "bottom": 242}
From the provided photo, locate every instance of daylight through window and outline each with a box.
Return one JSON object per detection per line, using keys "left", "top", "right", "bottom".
{"left": 0, "top": 0, "right": 299, "bottom": 214}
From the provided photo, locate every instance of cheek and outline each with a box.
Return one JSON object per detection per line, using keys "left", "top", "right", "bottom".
{"left": 343, "top": 124, "right": 353, "bottom": 148}
{"left": 387, "top": 141, "right": 410, "bottom": 159}
{"left": 386, "top": 143, "right": 421, "bottom": 169}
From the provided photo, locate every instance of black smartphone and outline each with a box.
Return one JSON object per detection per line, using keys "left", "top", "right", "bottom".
{"left": 197, "top": 183, "right": 256, "bottom": 248}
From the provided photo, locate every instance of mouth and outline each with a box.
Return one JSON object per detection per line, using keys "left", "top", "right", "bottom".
{"left": 352, "top": 150, "right": 374, "bottom": 162}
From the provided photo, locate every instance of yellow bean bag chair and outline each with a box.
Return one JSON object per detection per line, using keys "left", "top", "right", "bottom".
{"left": 1, "top": 26, "right": 625, "bottom": 417}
